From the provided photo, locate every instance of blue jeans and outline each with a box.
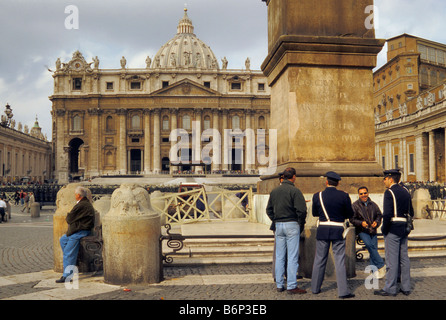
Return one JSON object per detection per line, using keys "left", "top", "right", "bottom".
{"left": 359, "top": 232, "right": 385, "bottom": 269}
{"left": 274, "top": 221, "right": 300, "bottom": 290}
{"left": 60, "top": 230, "right": 90, "bottom": 277}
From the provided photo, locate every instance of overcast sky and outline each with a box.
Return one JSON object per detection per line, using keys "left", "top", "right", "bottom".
{"left": 0, "top": 0, "right": 445, "bottom": 140}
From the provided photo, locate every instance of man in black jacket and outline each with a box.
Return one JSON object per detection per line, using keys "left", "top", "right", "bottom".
{"left": 56, "top": 186, "right": 95, "bottom": 283}
{"left": 374, "top": 169, "right": 414, "bottom": 296}
{"left": 266, "top": 167, "right": 307, "bottom": 294}
{"left": 311, "top": 171, "right": 355, "bottom": 299}
{"left": 350, "top": 186, "right": 385, "bottom": 279}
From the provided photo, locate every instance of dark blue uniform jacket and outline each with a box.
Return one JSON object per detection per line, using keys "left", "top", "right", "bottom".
{"left": 382, "top": 184, "right": 414, "bottom": 237}
{"left": 312, "top": 187, "right": 354, "bottom": 240}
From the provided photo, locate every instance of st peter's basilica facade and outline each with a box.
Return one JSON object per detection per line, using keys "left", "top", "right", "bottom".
{"left": 50, "top": 9, "right": 271, "bottom": 183}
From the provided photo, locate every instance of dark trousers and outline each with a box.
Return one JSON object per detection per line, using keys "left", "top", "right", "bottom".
{"left": 311, "top": 239, "right": 350, "bottom": 296}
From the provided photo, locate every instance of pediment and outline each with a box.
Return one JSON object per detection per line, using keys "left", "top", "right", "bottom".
{"left": 151, "top": 79, "right": 220, "bottom": 97}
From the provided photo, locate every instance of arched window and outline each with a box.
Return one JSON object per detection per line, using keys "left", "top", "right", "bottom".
{"left": 106, "top": 116, "right": 114, "bottom": 131}
{"left": 203, "top": 115, "right": 211, "bottom": 130}
{"left": 162, "top": 115, "right": 169, "bottom": 131}
{"left": 183, "top": 115, "right": 191, "bottom": 130}
{"left": 131, "top": 115, "right": 141, "bottom": 129}
{"left": 258, "top": 116, "right": 265, "bottom": 129}
{"left": 232, "top": 115, "right": 240, "bottom": 129}
{"left": 73, "top": 115, "right": 81, "bottom": 131}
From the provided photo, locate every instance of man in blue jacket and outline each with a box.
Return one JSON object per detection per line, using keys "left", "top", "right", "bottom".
{"left": 311, "top": 171, "right": 355, "bottom": 299}
{"left": 266, "top": 167, "right": 307, "bottom": 294}
{"left": 374, "top": 169, "right": 414, "bottom": 296}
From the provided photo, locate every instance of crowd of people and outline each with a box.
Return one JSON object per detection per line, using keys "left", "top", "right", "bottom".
{"left": 0, "top": 190, "right": 36, "bottom": 223}
{"left": 266, "top": 167, "right": 414, "bottom": 298}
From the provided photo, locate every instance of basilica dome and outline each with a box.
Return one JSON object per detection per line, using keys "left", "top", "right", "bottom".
{"left": 152, "top": 9, "right": 219, "bottom": 70}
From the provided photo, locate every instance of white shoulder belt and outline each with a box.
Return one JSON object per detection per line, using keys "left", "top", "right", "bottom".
{"left": 318, "top": 192, "right": 345, "bottom": 227}
{"left": 388, "top": 189, "right": 407, "bottom": 223}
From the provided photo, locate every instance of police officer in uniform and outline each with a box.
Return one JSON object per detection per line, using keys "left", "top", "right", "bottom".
{"left": 374, "top": 169, "right": 414, "bottom": 296}
{"left": 311, "top": 171, "right": 355, "bottom": 299}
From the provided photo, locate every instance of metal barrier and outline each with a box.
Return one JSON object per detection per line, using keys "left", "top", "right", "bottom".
{"left": 151, "top": 188, "right": 254, "bottom": 224}
{"left": 430, "top": 200, "right": 446, "bottom": 219}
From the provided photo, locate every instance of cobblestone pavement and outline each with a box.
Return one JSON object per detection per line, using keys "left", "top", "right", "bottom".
{"left": 1, "top": 204, "right": 446, "bottom": 309}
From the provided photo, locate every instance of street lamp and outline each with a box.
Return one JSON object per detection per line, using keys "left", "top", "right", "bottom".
{"left": 0, "top": 103, "right": 14, "bottom": 127}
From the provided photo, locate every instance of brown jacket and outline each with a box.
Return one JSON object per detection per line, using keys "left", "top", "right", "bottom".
{"left": 66, "top": 197, "right": 95, "bottom": 236}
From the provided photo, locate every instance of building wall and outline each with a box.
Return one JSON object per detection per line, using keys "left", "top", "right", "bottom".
{"left": 0, "top": 124, "right": 52, "bottom": 184}
{"left": 374, "top": 34, "right": 446, "bottom": 122}
{"left": 375, "top": 82, "right": 446, "bottom": 182}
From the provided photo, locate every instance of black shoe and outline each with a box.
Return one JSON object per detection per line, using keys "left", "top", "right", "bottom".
{"left": 339, "top": 293, "right": 355, "bottom": 299}
{"left": 374, "top": 289, "right": 396, "bottom": 297}
{"left": 55, "top": 276, "right": 66, "bottom": 283}
{"left": 400, "top": 289, "right": 411, "bottom": 296}
{"left": 276, "top": 287, "right": 285, "bottom": 292}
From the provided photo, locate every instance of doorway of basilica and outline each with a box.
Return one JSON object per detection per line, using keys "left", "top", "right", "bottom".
{"left": 69, "top": 138, "right": 84, "bottom": 174}
{"left": 130, "top": 149, "right": 142, "bottom": 173}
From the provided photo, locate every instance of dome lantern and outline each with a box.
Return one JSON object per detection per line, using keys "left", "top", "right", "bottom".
{"left": 177, "top": 8, "right": 194, "bottom": 34}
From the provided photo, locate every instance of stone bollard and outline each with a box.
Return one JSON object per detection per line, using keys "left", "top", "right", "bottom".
{"left": 297, "top": 210, "right": 356, "bottom": 280}
{"left": 6, "top": 202, "right": 11, "bottom": 220}
{"left": 412, "top": 188, "right": 430, "bottom": 219}
{"left": 30, "top": 202, "right": 40, "bottom": 218}
{"left": 53, "top": 183, "right": 92, "bottom": 273}
{"left": 92, "top": 195, "right": 111, "bottom": 226}
{"left": 102, "top": 184, "right": 161, "bottom": 285}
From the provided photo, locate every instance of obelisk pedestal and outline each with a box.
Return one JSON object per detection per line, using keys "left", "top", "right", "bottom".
{"left": 260, "top": 0, "right": 386, "bottom": 279}
{"left": 259, "top": 0, "right": 386, "bottom": 195}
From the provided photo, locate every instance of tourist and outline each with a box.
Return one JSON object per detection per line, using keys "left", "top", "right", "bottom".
{"left": 21, "top": 192, "right": 29, "bottom": 212}
{"left": 27, "top": 192, "right": 35, "bottom": 213}
{"left": 0, "top": 197, "right": 7, "bottom": 222}
{"left": 266, "top": 167, "right": 307, "bottom": 294}
{"left": 56, "top": 186, "right": 95, "bottom": 283}
{"left": 270, "top": 171, "right": 284, "bottom": 280}
{"left": 311, "top": 171, "right": 355, "bottom": 299}
{"left": 14, "top": 191, "right": 20, "bottom": 205}
{"left": 374, "top": 169, "right": 414, "bottom": 296}
{"left": 19, "top": 189, "right": 25, "bottom": 205}
{"left": 350, "top": 186, "right": 386, "bottom": 279}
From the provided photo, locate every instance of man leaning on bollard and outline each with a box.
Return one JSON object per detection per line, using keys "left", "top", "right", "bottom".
{"left": 56, "top": 186, "right": 95, "bottom": 283}
{"left": 374, "top": 169, "right": 414, "bottom": 296}
{"left": 311, "top": 171, "right": 355, "bottom": 299}
{"left": 350, "top": 186, "right": 386, "bottom": 279}
{"left": 266, "top": 167, "right": 307, "bottom": 294}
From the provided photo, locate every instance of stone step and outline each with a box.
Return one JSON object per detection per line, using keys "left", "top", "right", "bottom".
{"left": 361, "top": 236, "right": 446, "bottom": 251}
{"left": 184, "top": 237, "right": 275, "bottom": 248}
{"left": 177, "top": 244, "right": 275, "bottom": 258}
{"left": 161, "top": 220, "right": 446, "bottom": 265}
{"left": 164, "top": 238, "right": 446, "bottom": 265}
{"left": 165, "top": 249, "right": 446, "bottom": 266}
